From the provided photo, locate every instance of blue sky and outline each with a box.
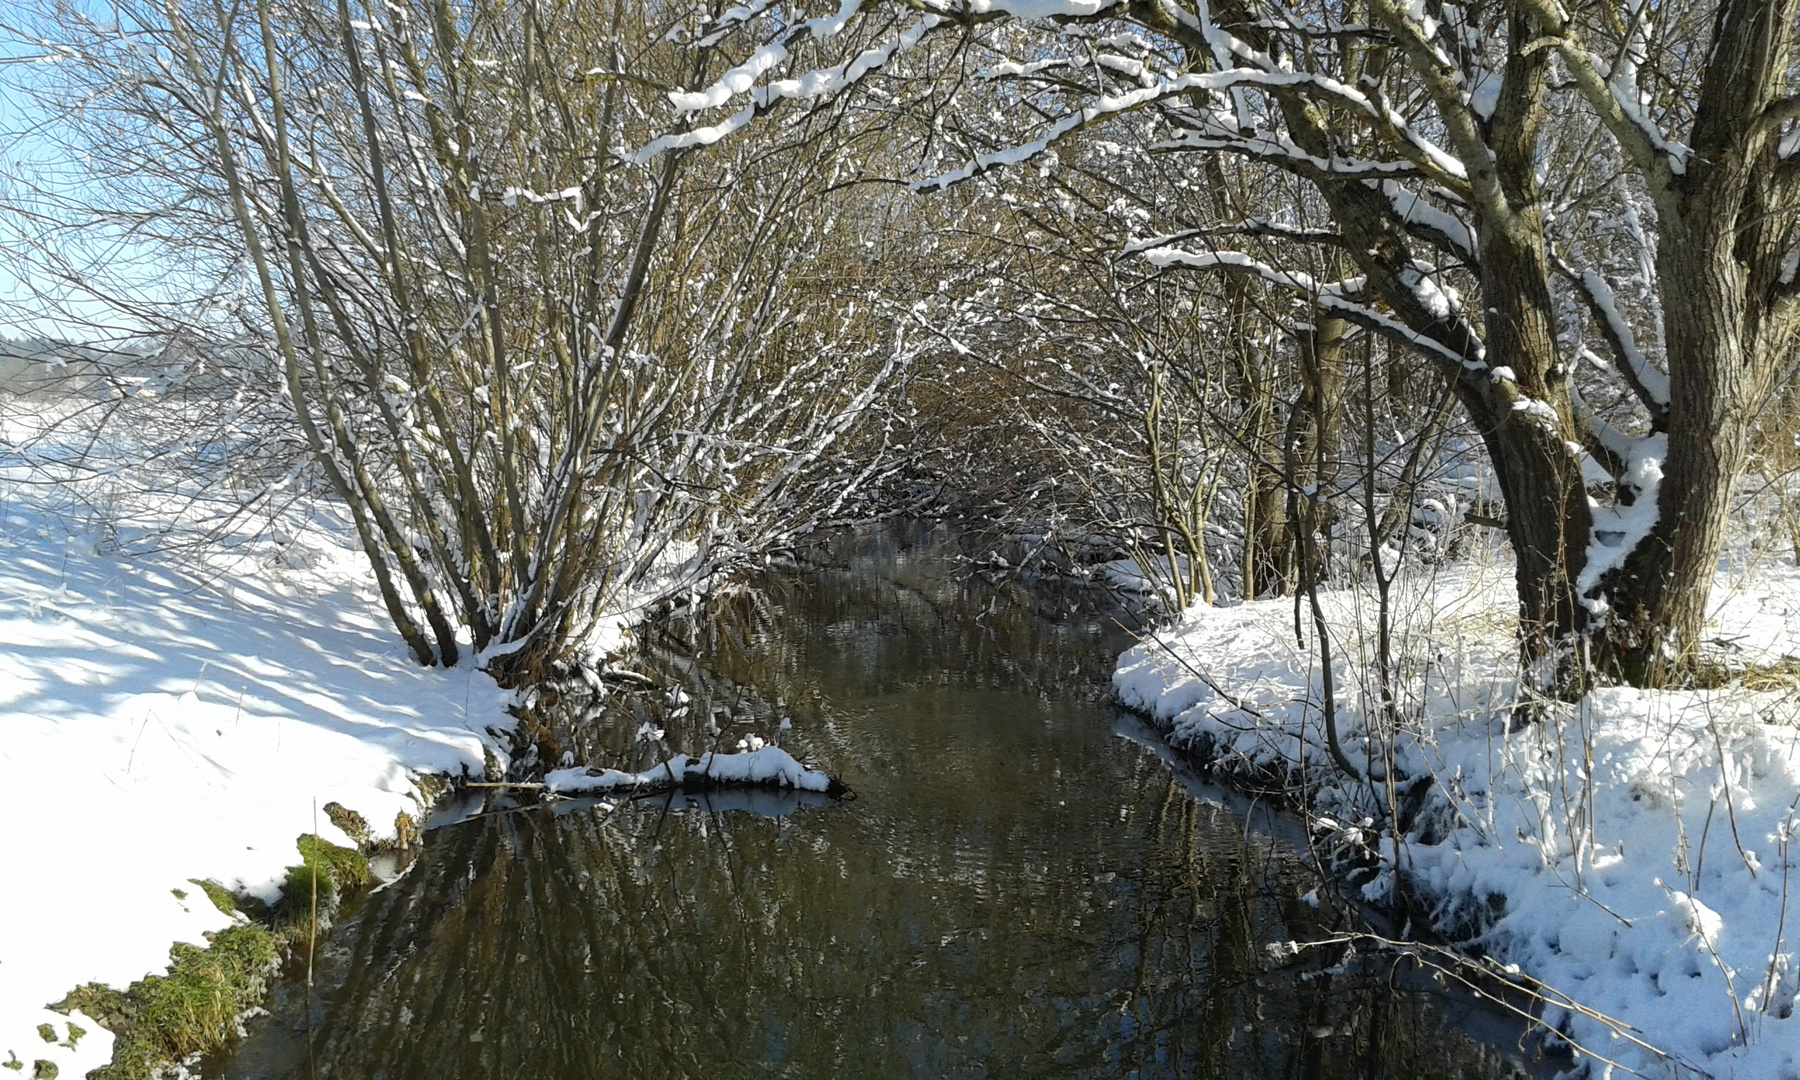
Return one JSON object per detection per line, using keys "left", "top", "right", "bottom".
{"left": 0, "top": 11, "right": 161, "bottom": 341}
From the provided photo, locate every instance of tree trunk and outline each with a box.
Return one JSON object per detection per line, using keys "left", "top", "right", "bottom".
{"left": 1242, "top": 340, "right": 1289, "bottom": 599}
{"left": 1283, "top": 311, "right": 1344, "bottom": 595}
{"left": 1589, "top": 0, "right": 1800, "bottom": 683}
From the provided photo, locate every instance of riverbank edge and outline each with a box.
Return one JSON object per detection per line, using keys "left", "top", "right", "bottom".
{"left": 1108, "top": 687, "right": 1512, "bottom": 943}
{"left": 1107, "top": 708, "right": 1573, "bottom": 1077}
{"left": 1110, "top": 567, "right": 1800, "bottom": 1080}
{"left": 1109, "top": 671, "right": 1703, "bottom": 1080}
{"left": 38, "top": 776, "right": 463, "bottom": 1080}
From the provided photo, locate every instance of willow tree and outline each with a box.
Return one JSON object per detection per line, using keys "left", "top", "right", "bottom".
{"left": 17, "top": 0, "right": 912, "bottom": 678}
{"left": 655, "top": 0, "right": 1800, "bottom": 690}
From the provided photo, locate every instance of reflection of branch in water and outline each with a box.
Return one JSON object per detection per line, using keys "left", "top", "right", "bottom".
{"left": 1283, "top": 932, "right": 1683, "bottom": 1080}
{"left": 233, "top": 524, "right": 1546, "bottom": 1080}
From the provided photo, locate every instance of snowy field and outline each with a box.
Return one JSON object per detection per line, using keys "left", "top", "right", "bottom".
{"left": 1117, "top": 543, "right": 1800, "bottom": 1078}
{"left": 0, "top": 452, "right": 514, "bottom": 1077}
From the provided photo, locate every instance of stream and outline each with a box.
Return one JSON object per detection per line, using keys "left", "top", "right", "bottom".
{"left": 220, "top": 523, "right": 1539, "bottom": 1079}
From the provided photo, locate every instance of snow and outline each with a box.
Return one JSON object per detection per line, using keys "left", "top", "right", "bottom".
{"left": 544, "top": 746, "right": 831, "bottom": 794}
{"left": 1115, "top": 548, "right": 1800, "bottom": 1077}
{"left": 1401, "top": 0, "right": 1439, "bottom": 39}
{"left": 1400, "top": 263, "right": 1459, "bottom": 320}
{"left": 636, "top": 14, "right": 943, "bottom": 162}
{"left": 1468, "top": 71, "right": 1500, "bottom": 121}
{"left": 1157, "top": 124, "right": 1428, "bottom": 179}
{"left": 1578, "top": 433, "right": 1666, "bottom": 615}
{"left": 982, "top": 57, "right": 1065, "bottom": 80}
{"left": 942, "top": 0, "right": 1114, "bottom": 16}
{"left": 1381, "top": 182, "right": 1475, "bottom": 261}
{"left": 1511, "top": 395, "right": 1561, "bottom": 426}
{"left": 1601, "top": 4, "right": 1690, "bottom": 176}
{"left": 924, "top": 65, "right": 1468, "bottom": 189}
{"left": 669, "top": 41, "right": 793, "bottom": 113}
{"left": 1581, "top": 269, "right": 1669, "bottom": 407}
{"left": 0, "top": 460, "right": 514, "bottom": 1077}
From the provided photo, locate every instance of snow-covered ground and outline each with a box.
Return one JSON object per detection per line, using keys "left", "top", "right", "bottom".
{"left": 1117, "top": 544, "right": 1800, "bottom": 1078}
{"left": 0, "top": 473, "right": 514, "bottom": 1077}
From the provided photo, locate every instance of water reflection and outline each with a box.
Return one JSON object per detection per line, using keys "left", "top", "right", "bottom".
{"left": 222, "top": 525, "right": 1530, "bottom": 1079}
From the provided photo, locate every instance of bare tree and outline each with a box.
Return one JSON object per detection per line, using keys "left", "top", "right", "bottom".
{"left": 7, "top": 0, "right": 913, "bottom": 678}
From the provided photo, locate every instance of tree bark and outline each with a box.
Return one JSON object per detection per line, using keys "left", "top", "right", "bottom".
{"left": 1590, "top": 0, "right": 1800, "bottom": 683}
{"left": 1241, "top": 336, "right": 1289, "bottom": 599}
{"left": 1283, "top": 311, "right": 1344, "bottom": 597}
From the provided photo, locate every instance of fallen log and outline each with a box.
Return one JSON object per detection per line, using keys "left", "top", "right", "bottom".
{"left": 543, "top": 746, "right": 850, "bottom": 799}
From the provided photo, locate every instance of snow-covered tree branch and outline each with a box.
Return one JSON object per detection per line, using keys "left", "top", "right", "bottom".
{"left": 650, "top": 0, "right": 1800, "bottom": 691}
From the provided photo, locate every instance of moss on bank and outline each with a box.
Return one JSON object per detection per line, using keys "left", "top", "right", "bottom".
{"left": 282, "top": 833, "right": 371, "bottom": 924}
{"left": 56, "top": 922, "right": 278, "bottom": 1080}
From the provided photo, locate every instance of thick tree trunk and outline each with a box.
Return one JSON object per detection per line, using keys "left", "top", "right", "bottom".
{"left": 1586, "top": 0, "right": 1800, "bottom": 684}
{"left": 1594, "top": 229, "right": 1756, "bottom": 682}
{"left": 1470, "top": 7, "right": 1595, "bottom": 691}
{"left": 1482, "top": 417, "right": 1592, "bottom": 687}
{"left": 1200, "top": 0, "right": 1798, "bottom": 694}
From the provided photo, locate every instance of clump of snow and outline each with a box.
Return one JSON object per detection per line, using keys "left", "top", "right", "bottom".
{"left": 0, "top": 474, "right": 515, "bottom": 1076}
{"left": 544, "top": 745, "right": 831, "bottom": 794}
{"left": 1578, "top": 433, "right": 1667, "bottom": 616}
{"left": 1510, "top": 395, "right": 1561, "bottom": 426}
{"left": 1116, "top": 553, "right": 1800, "bottom": 1077}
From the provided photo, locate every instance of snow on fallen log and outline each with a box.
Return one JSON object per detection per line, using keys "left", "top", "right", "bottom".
{"left": 543, "top": 747, "right": 835, "bottom": 795}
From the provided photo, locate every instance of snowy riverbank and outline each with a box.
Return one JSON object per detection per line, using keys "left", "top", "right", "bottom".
{"left": 1116, "top": 552, "right": 1800, "bottom": 1077}
{"left": 0, "top": 495, "right": 516, "bottom": 1078}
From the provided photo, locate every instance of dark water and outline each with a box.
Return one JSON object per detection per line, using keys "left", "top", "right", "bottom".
{"left": 223, "top": 524, "right": 1534, "bottom": 1079}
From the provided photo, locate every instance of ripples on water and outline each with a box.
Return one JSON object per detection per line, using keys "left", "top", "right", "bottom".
{"left": 221, "top": 523, "right": 1534, "bottom": 1079}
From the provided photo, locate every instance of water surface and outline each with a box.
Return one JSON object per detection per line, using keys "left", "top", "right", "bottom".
{"left": 224, "top": 524, "right": 1532, "bottom": 1079}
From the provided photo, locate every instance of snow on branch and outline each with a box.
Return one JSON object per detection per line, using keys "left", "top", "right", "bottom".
{"left": 1781, "top": 123, "right": 1800, "bottom": 163}
{"left": 918, "top": 77, "right": 1200, "bottom": 190}
{"left": 981, "top": 50, "right": 1153, "bottom": 87}
{"left": 1575, "top": 433, "right": 1667, "bottom": 616}
{"left": 680, "top": 0, "right": 874, "bottom": 105}
{"left": 695, "top": 0, "right": 788, "bottom": 48}
{"left": 1269, "top": 69, "right": 1468, "bottom": 183}
{"left": 653, "top": 1, "right": 1470, "bottom": 189}
{"left": 1154, "top": 124, "right": 1427, "bottom": 180}
{"left": 634, "top": 14, "right": 943, "bottom": 162}
{"left": 1140, "top": 246, "right": 1476, "bottom": 368}
{"left": 681, "top": 0, "right": 1128, "bottom": 104}
{"left": 1569, "top": 377, "right": 1641, "bottom": 477}
{"left": 981, "top": 56, "right": 1071, "bottom": 79}
{"left": 1605, "top": 81, "right": 1689, "bottom": 173}
{"left": 921, "top": 65, "right": 1464, "bottom": 191}
{"left": 1597, "top": 0, "right": 1690, "bottom": 175}
{"left": 1121, "top": 218, "right": 1343, "bottom": 255}
{"left": 1440, "top": 3, "right": 1499, "bottom": 121}
{"left": 1569, "top": 267, "right": 1670, "bottom": 418}
{"left": 1380, "top": 181, "right": 1475, "bottom": 264}
{"left": 1515, "top": 0, "right": 1688, "bottom": 182}
{"left": 924, "top": 0, "right": 1117, "bottom": 15}
{"left": 545, "top": 747, "right": 835, "bottom": 795}
{"left": 1139, "top": 247, "right": 1335, "bottom": 294}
